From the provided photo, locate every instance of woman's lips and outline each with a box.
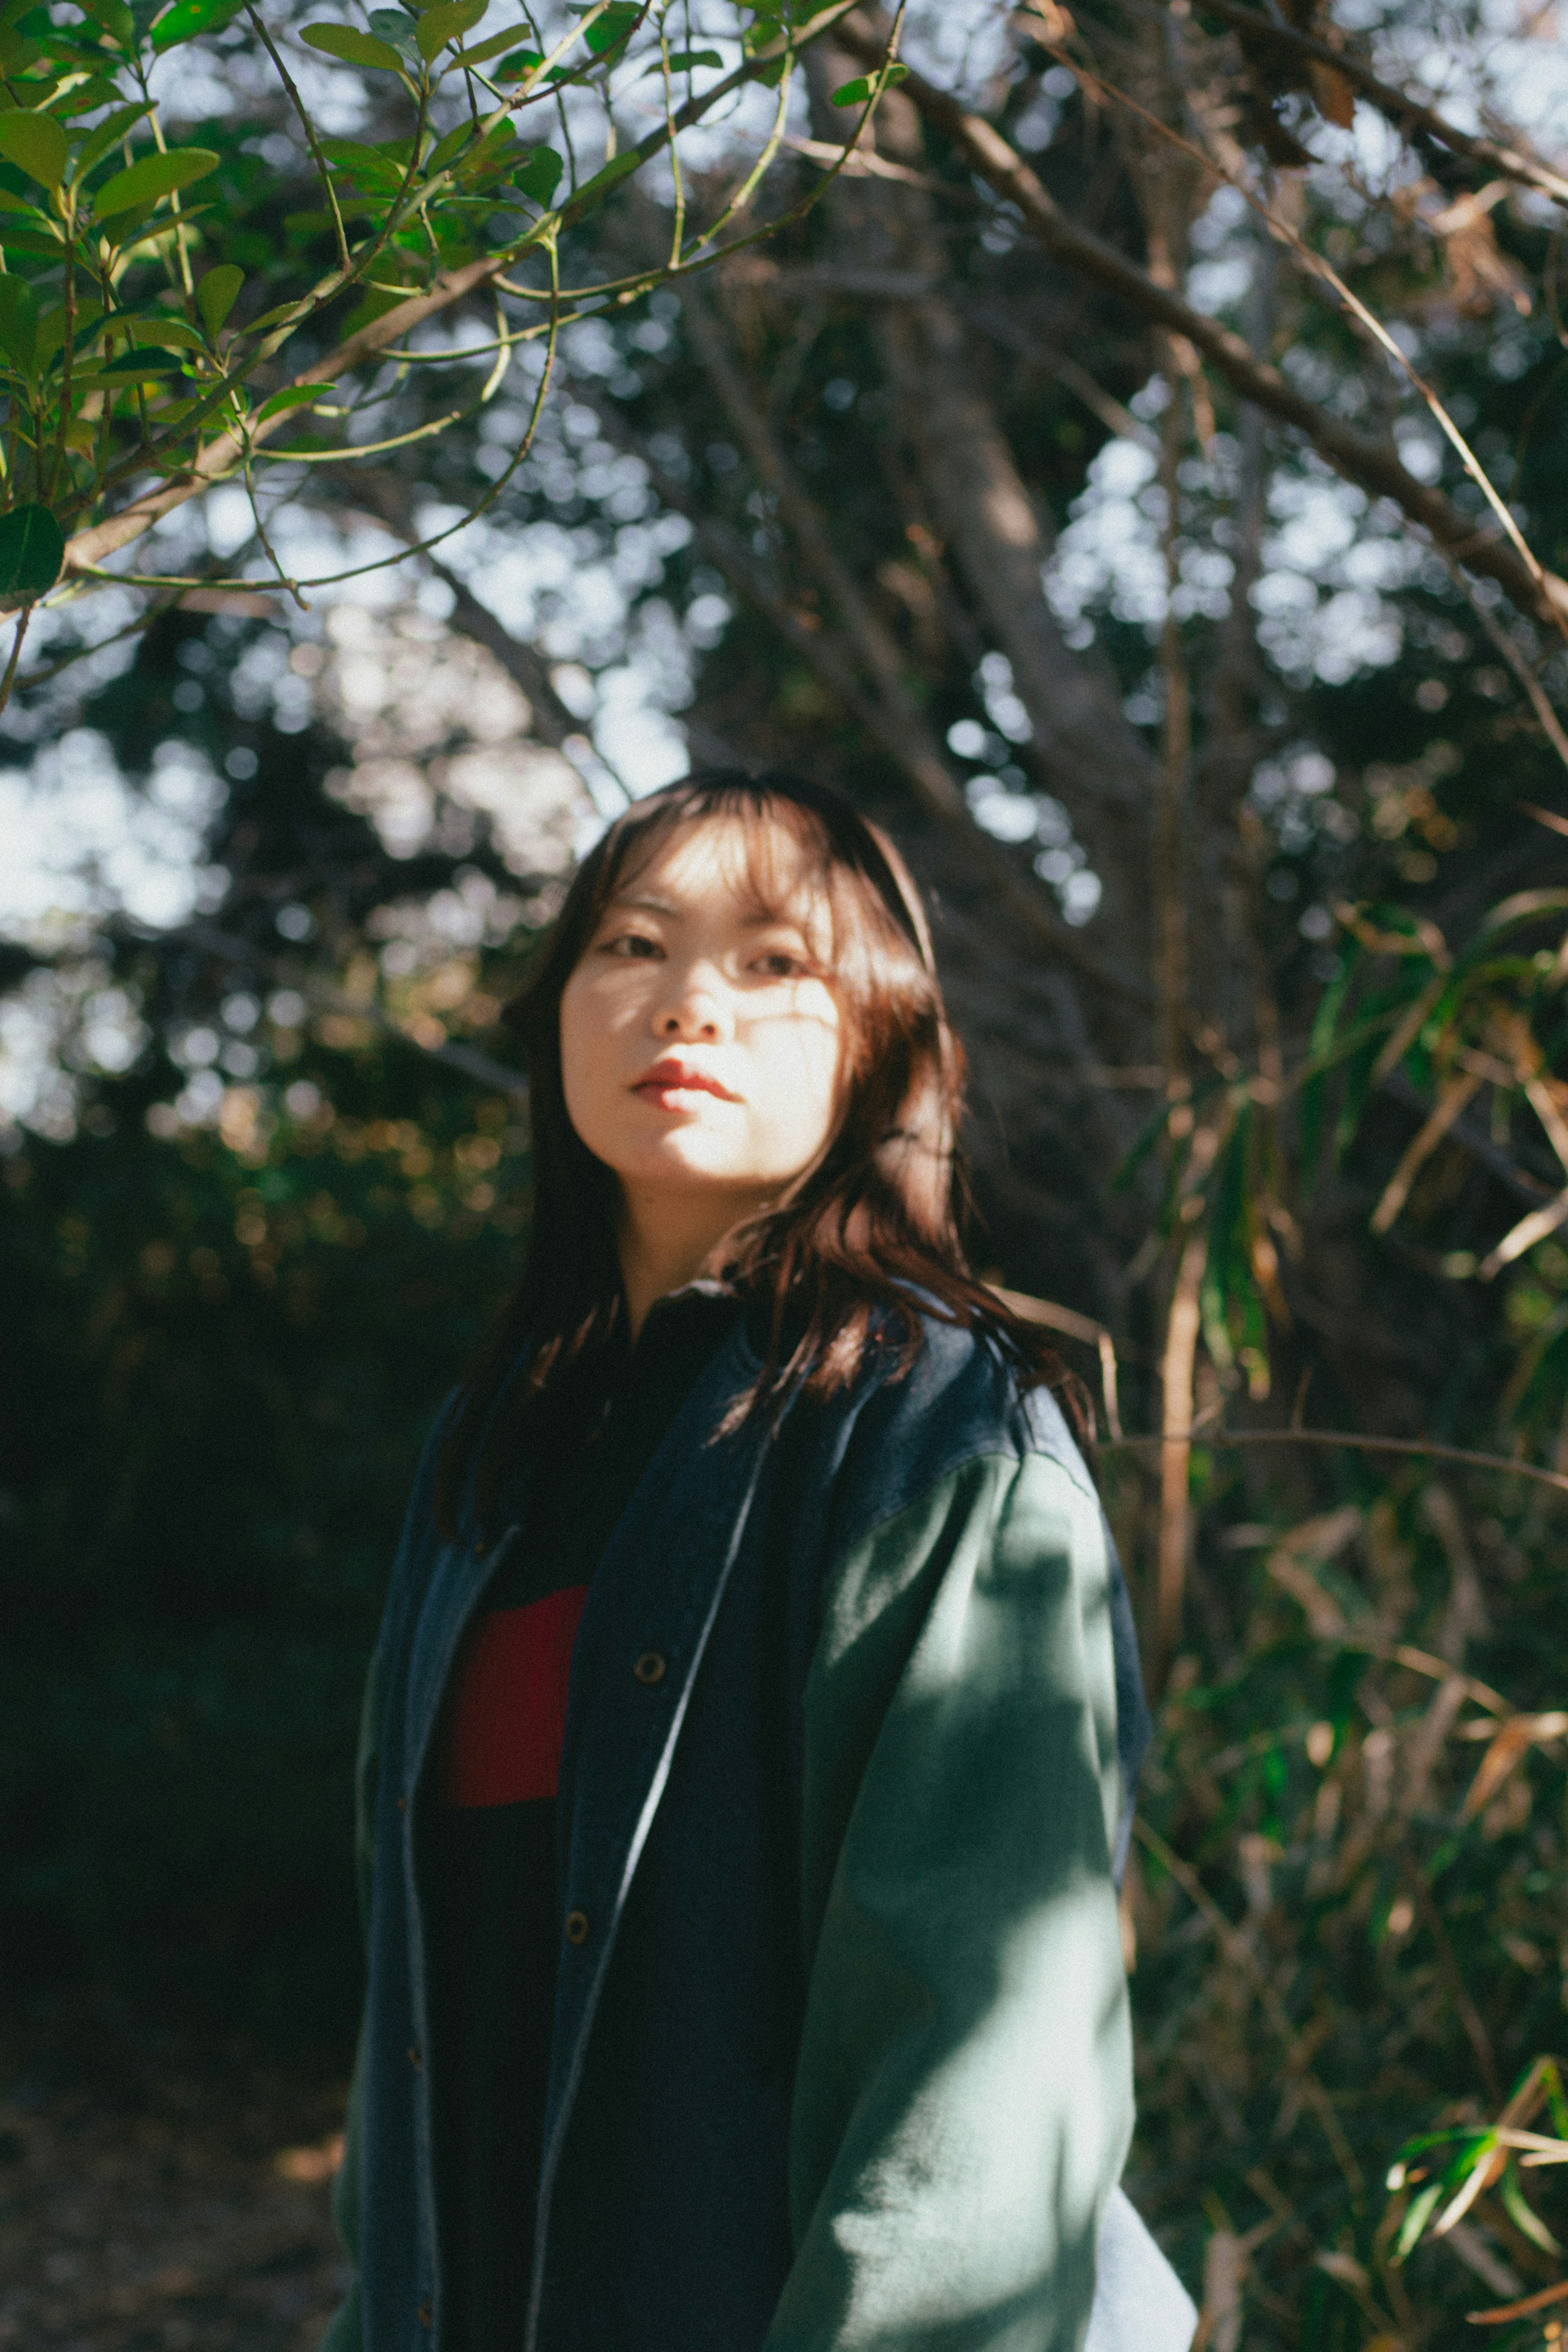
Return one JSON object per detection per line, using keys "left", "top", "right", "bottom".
{"left": 629, "top": 1060, "right": 739, "bottom": 1110}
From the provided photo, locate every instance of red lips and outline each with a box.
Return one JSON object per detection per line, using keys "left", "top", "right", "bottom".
{"left": 630, "top": 1056, "right": 740, "bottom": 1103}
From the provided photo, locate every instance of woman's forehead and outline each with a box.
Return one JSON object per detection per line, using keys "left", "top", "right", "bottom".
{"left": 611, "top": 809, "right": 827, "bottom": 923}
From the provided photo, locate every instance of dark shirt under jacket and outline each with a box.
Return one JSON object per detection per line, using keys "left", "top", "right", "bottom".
{"left": 421, "top": 1284, "right": 741, "bottom": 2352}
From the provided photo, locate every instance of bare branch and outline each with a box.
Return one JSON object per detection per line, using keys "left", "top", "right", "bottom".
{"left": 833, "top": 17, "right": 1568, "bottom": 630}
{"left": 581, "top": 385, "right": 1149, "bottom": 1000}
{"left": 1189, "top": 0, "right": 1568, "bottom": 213}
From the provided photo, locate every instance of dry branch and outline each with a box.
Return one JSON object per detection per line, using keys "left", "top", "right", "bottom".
{"left": 1188, "top": 0, "right": 1568, "bottom": 212}
{"left": 834, "top": 18, "right": 1568, "bottom": 629}
{"left": 580, "top": 383, "right": 1149, "bottom": 1000}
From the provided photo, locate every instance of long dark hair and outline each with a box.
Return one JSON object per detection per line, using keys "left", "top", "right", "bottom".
{"left": 435, "top": 770, "right": 1082, "bottom": 1536}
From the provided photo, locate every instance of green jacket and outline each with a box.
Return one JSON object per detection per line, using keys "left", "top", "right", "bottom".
{"left": 325, "top": 1305, "right": 1172, "bottom": 2351}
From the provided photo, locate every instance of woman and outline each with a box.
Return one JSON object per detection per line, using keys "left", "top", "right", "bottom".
{"left": 324, "top": 770, "right": 1194, "bottom": 2351}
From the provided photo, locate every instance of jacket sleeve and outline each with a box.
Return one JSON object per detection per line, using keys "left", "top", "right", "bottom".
{"left": 765, "top": 1450, "right": 1134, "bottom": 2352}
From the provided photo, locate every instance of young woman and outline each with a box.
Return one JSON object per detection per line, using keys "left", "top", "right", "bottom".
{"left": 323, "top": 771, "right": 1194, "bottom": 2352}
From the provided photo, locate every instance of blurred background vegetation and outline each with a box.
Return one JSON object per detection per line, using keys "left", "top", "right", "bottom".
{"left": 5, "top": 0, "right": 1568, "bottom": 2342}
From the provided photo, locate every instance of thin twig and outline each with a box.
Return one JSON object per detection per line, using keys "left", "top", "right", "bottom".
{"left": 1135, "top": 1817, "right": 1365, "bottom": 2194}
{"left": 1101, "top": 1425, "right": 1568, "bottom": 1499}
{"left": 1187, "top": 0, "right": 1568, "bottom": 212}
{"left": 835, "top": 22, "right": 1568, "bottom": 631}
{"left": 1025, "top": 22, "right": 1568, "bottom": 649}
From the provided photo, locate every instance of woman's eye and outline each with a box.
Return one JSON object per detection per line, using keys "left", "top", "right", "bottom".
{"left": 754, "top": 949, "right": 804, "bottom": 979}
{"left": 606, "top": 932, "right": 661, "bottom": 959}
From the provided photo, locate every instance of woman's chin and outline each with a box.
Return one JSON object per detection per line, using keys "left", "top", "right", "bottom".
{"left": 615, "top": 1141, "right": 766, "bottom": 1195}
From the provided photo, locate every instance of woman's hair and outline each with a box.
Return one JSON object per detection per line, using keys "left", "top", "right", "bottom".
{"left": 435, "top": 769, "right": 1083, "bottom": 1536}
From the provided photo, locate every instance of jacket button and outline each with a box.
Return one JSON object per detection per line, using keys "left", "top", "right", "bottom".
{"left": 633, "top": 1650, "right": 667, "bottom": 1686}
{"left": 564, "top": 1908, "right": 590, "bottom": 1946}
{"left": 416, "top": 2300, "right": 433, "bottom": 2328}
{"left": 408, "top": 2044, "right": 423, "bottom": 2071}
{"left": 397, "top": 1794, "right": 408, "bottom": 1812}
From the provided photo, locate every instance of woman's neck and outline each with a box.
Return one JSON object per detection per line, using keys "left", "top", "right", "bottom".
{"left": 616, "top": 1186, "right": 762, "bottom": 1341}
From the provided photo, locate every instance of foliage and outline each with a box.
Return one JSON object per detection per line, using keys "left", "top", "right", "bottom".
{"left": 0, "top": 1054, "right": 534, "bottom": 2048}
{"left": 0, "top": 0, "right": 897, "bottom": 651}
{"left": 1116, "top": 1454, "right": 1568, "bottom": 2345}
{"left": 3, "top": 0, "right": 1568, "bottom": 2336}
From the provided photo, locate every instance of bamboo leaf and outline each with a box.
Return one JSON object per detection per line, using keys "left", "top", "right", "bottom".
{"left": 1393, "top": 2178, "right": 1443, "bottom": 2262}
{"left": 1497, "top": 2163, "right": 1563, "bottom": 2255}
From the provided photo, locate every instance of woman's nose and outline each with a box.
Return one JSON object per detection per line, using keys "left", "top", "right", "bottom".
{"left": 654, "top": 968, "right": 731, "bottom": 1040}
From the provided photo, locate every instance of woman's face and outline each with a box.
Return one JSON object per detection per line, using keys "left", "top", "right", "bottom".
{"left": 559, "top": 814, "right": 844, "bottom": 1222}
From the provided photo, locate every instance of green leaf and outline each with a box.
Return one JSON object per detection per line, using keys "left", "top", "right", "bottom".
{"left": 196, "top": 260, "right": 242, "bottom": 334}
{"left": 663, "top": 47, "right": 720, "bottom": 67}
{"left": 132, "top": 313, "right": 207, "bottom": 349}
{"left": 1392, "top": 2177, "right": 1443, "bottom": 2263}
{"left": 449, "top": 20, "right": 525, "bottom": 64}
{"left": 415, "top": 0, "right": 486, "bottom": 60}
{"left": 319, "top": 137, "right": 405, "bottom": 191}
{"left": 100, "top": 342, "right": 181, "bottom": 369}
{"left": 583, "top": 3, "right": 637, "bottom": 54}
{"left": 426, "top": 117, "right": 475, "bottom": 174}
{"left": 0, "top": 225, "right": 64, "bottom": 256}
{"left": 512, "top": 143, "right": 561, "bottom": 203}
{"left": 366, "top": 4, "right": 418, "bottom": 45}
{"left": 0, "top": 108, "right": 69, "bottom": 187}
{"left": 300, "top": 21, "right": 405, "bottom": 69}
{"left": 1498, "top": 2165, "right": 1563, "bottom": 2256}
{"left": 91, "top": 144, "right": 218, "bottom": 215}
{"left": 72, "top": 0, "right": 134, "bottom": 39}
{"left": 254, "top": 381, "right": 322, "bottom": 421}
{"left": 491, "top": 43, "right": 538, "bottom": 76}
{"left": 0, "top": 499, "right": 63, "bottom": 598}
{"left": 561, "top": 144, "right": 638, "bottom": 217}
{"left": 0, "top": 272, "right": 36, "bottom": 368}
{"left": 829, "top": 63, "right": 907, "bottom": 104}
{"left": 456, "top": 123, "right": 516, "bottom": 181}
{"left": 71, "top": 99, "right": 154, "bottom": 181}
{"left": 54, "top": 76, "right": 127, "bottom": 120}
{"left": 149, "top": 0, "right": 243, "bottom": 47}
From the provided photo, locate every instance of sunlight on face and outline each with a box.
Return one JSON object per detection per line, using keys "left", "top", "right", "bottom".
{"left": 559, "top": 814, "right": 844, "bottom": 1221}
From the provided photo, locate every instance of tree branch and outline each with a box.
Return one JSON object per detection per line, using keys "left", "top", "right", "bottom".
{"left": 833, "top": 17, "right": 1568, "bottom": 629}
{"left": 582, "top": 386, "right": 1149, "bottom": 1000}
{"left": 58, "top": 0, "right": 869, "bottom": 584}
{"left": 1189, "top": 0, "right": 1568, "bottom": 213}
